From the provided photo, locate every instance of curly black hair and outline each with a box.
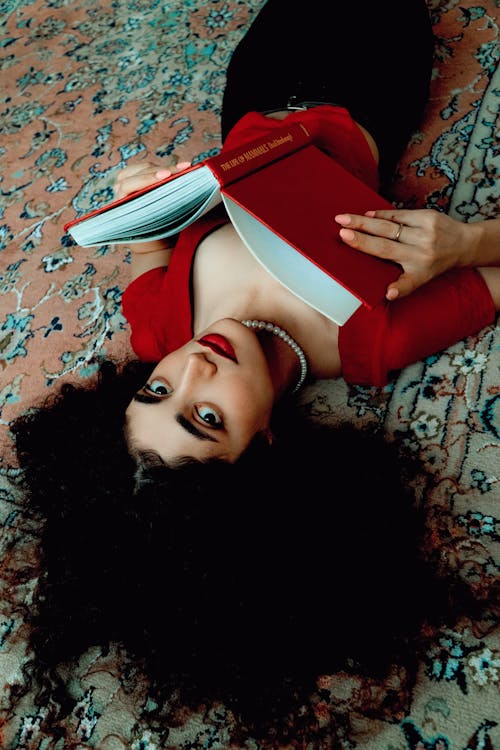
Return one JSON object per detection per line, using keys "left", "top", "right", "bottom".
{"left": 10, "top": 358, "right": 475, "bottom": 746}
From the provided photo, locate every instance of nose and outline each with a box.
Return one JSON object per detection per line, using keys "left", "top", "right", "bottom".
{"left": 182, "top": 352, "right": 217, "bottom": 382}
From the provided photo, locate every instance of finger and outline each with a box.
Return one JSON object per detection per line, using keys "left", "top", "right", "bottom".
{"left": 386, "top": 272, "right": 424, "bottom": 301}
{"left": 114, "top": 162, "right": 168, "bottom": 191}
{"left": 155, "top": 169, "right": 173, "bottom": 179}
{"left": 336, "top": 211, "right": 399, "bottom": 228}
{"left": 115, "top": 177, "right": 157, "bottom": 200}
{"left": 338, "top": 226, "right": 412, "bottom": 263}
{"left": 175, "top": 161, "right": 191, "bottom": 172}
{"left": 338, "top": 213, "right": 419, "bottom": 246}
{"left": 386, "top": 285, "right": 400, "bottom": 301}
{"left": 364, "top": 208, "right": 429, "bottom": 230}
{"left": 115, "top": 170, "right": 171, "bottom": 199}
{"left": 337, "top": 213, "right": 397, "bottom": 241}
{"left": 115, "top": 161, "right": 162, "bottom": 181}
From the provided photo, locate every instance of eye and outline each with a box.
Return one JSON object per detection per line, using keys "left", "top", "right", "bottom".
{"left": 145, "top": 379, "right": 172, "bottom": 396}
{"left": 195, "top": 404, "right": 223, "bottom": 428}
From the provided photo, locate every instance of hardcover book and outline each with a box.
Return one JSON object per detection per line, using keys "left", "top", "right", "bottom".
{"left": 64, "top": 122, "right": 401, "bottom": 325}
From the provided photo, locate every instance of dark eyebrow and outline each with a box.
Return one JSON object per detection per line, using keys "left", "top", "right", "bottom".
{"left": 133, "top": 393, "right": 161, "bottom": 404}
{"left": 132, "top": 393, "right": 218, "bottom": 443}
{"left": 176, "top": 414, "right": 218, "bottom": 443}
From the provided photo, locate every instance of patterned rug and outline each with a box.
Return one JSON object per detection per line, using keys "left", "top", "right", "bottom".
{"left": 0, "top": 0, "right": 499, "bottom": 747}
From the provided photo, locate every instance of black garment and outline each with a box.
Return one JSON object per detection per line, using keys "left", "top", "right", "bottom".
{"left": 221, "top": 0, "right": 434, "bottom": 192}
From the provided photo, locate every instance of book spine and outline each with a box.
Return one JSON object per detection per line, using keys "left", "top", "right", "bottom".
{"left": 206, "top": 121, "right": 312, "bottom": 186}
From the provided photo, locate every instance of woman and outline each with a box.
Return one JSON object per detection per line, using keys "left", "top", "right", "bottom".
{"left": 12, "top": 0, "right": 499, "bottom": 744}
{"left": 114, "top": 0, "right": 498, "bottom": 464}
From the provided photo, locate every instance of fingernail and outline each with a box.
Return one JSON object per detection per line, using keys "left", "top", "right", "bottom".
{"left": 339, "top": 228, "right": 355, "bottom": 241}
{"left": 156, "top": 169, "right": 172, "bottom": 179}
{"left": 335, "top": 214, "right": 351, "bottom": 225}
{"left": 176, "top": 161, "right": 191, "bottom": 171}
{"left": 365, "top": 210, "right": 376, "bottom": 217}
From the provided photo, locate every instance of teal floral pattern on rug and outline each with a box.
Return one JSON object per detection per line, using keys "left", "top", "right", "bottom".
{"left": 0, "top": 0, "right": 498, "bottom": 748}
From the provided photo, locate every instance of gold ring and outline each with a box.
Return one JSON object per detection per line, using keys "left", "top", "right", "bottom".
{"left": 394, "top": 223, "right": 404, "bottom": 242}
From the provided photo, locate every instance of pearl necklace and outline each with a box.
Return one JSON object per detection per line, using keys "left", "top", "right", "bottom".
{"left": 241, "top": 319, "right": 308, "bottom": 393}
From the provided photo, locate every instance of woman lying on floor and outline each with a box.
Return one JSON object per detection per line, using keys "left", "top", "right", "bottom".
{"left": 11, "top": 0, "right": 499, "bottom": 744}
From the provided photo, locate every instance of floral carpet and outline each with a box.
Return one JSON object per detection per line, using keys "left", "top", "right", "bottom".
{"left": 0, "top": 0, "right": 499, "bottom": 748}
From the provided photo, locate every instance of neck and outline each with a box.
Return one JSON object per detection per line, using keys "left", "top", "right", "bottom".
{"left": 241, "top": 319, "right": 308, "bottom": 393}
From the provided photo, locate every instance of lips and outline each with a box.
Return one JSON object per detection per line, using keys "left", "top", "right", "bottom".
{"left": 198, "top": 334, "right": 237, "bottom": 362}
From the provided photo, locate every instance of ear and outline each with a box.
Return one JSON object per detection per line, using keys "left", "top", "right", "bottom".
{"left": 261, "top": 427, "right": 275, "bottom": 446}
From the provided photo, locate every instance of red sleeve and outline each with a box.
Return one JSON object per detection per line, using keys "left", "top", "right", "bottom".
{"left": 121, "top": 213, "right": 228, "bottom": 362}
{"left": 339, "top": 268, "right": 496, "bottom": 386}
{"left": 121, "top": 267, "right": 171, "bottom": 362}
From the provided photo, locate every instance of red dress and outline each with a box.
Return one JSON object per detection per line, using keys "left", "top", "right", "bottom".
{"left": 122, "top": 108, "right": 495, "bottom": 386}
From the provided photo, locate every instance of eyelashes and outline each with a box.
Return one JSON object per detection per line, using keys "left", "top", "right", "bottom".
{"left": 140, "top": 382, "right": 225, "bottom": 430}
{"left": 195, "top": 404, "right": 223, "bottom": 428}
{"left": 145, "top": 379, "right": 172, "bottom": 396}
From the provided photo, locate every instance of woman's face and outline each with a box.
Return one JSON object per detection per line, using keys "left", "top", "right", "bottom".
{"left": 125, "top": 318, "right": 275, "bottom": 463}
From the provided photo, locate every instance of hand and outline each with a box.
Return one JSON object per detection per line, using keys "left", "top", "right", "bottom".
{"left": 113, "top": 159, "right": 191, "bottom": 258}
{"left": 334, "top": 208, "right": 477, "bottom": 300}
{"left": 114, "top": 160, "right": 192, "bottom": 200}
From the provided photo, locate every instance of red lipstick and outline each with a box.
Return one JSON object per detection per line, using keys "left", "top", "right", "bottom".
{"left": 197, "top": 334, "right": 237, "bottom": 362}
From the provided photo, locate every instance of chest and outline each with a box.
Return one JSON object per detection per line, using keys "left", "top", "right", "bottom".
{"left": 193, "top": 221, "right": 311, "bottom": 315}
{"left": 192, "top": 222, "right": 341, "bottom": 378}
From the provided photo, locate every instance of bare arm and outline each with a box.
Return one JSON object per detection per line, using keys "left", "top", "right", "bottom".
{"left": 113, "top": 160, "right": 191, "bottom": 281}
{"left": 334, "top": 209, "right": 500, "bottom": 305}
{"left": 477, "top": 266, "right": 500, "bottom": 310}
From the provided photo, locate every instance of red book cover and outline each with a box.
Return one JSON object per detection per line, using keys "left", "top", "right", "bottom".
{"left": 63, "top": 122, "right": 312, "bottom": 239}
{"left": 221, "top": 144, "right": 400, "bottom": 323}
{"left": 64, "top": 121, "right": 401, "bottom": 325}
